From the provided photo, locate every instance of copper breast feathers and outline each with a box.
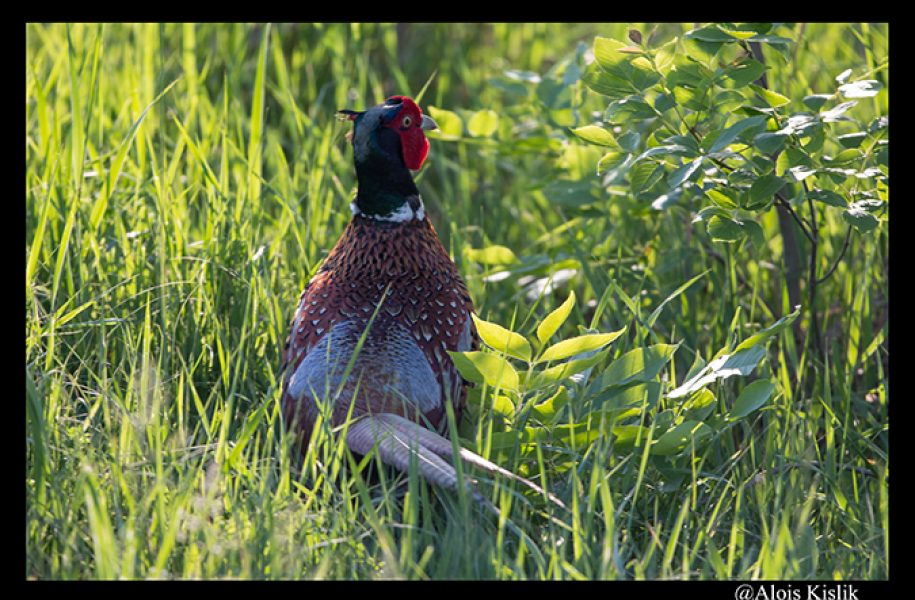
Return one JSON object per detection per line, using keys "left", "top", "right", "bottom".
{"left": 281, "top": 215, "right": 477, "bottom": 434}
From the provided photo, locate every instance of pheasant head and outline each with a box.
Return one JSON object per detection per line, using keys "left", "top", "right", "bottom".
{"left": 338, "top": 96, "right": 438, "bottom": 221}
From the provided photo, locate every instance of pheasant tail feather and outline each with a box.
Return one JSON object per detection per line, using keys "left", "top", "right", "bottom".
{"left": 344, "top": 412, "right": 566, "bottom": 511}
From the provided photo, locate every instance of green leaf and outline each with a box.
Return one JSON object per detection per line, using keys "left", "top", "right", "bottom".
{"left": 682, "top": 389, "right": 717, "bottom": 421}
{"left": 488, "top": 395, "right": 516, "bottom": 419}
{"left": 655, "top": 93, "right": 676, "bottom": 112}
{"left": 617, "top": 131, "right": 642, "bottom": 153}
{"left": 705, "top": 189, "right": 738, "bottom": 209}
{"left": 869, "top": 116, "right": 889, "bottom": 134}
{"left": 504, "top": 69, "right": 541, "bottom": 83}
{"left": 807, "top": 189, "right": 847, "bottom": 207}
{"left": 692, "top": 205, "right": 731, "bottom": 223}
{"left": 729, "top": 379, "right": 775, "bottom": 419}
{"left": 668, "top": 345, "right": 767, "bottom": 398}
{"left": 747, "top": 34, "right": 793, "bottom": 45}
{"left": 694, "top": 207, "right": 730, "bottom": 225}
{"left": 718, "top": 27, "right": 761, "bottom": 41}
{"left": 838, "top": 79, "right": 883, "bottom": 99}
{"left": 536, "top": 291, "right": 576, "bottom": 345}
{"left": 633, "top": 144, "right": 693, "bottom": 163}
{"left": 734, "top": 306, "right": 801, "bottom": 352}
{"left": 537, "top": 329, "right": 625, "bottom": 363}
{"left": 471, "top": 314, "right": 532, "bottom": 362}
{"left": 824, "top": 148, "right": 862, "bottom": 165}
{"left": 55, "top": 299, "right": 95, "bottom": 327}
{"left": 104, "top": 78, "right": 180, "bottom": 225}
{"left": 671, "top": 78, "right": 706, "bottom": 100}
{"left": 843, "top": 204, "right": 880, "bottom": 233}
{"left": 605, "top": 95, "right": 657, "bottom": 121}
{"left": 753, "top": 131, "right": 788, "bottom": 154}
{"left": 850, "top": 197, "right": 883, "bottom": 211}
{"left": 707, "top": 115, "right": 767, "bottom": 154}
{"left": 806, "top": 131, "right": 829, "bottom": 154}
{"left": 736, "top": 23, "right": 773, "bottom": 34}
{"left": 447, "top": 351, "right": 519, "bottom": 391}
{"left": 750, "top": 84, "right": 791, "bottom": 108}
{"left": 447, "top": 351, "right": 483, "bottom": 385}
{"left": 66, "top": 25, "right": 86, "bottom": 193}
{"left": 725, "top": 59, "right": 766, "bottom": 88}
{"left": 570, "top": 125, "right": 617, "bottom": 147}
{"left": 667, "top": 61, "right": 713, "bottom": 89}
{"left": 597, "top": 151, "right": 630, "bottom": 177}
{"left": 743, "top": 220, "right": 766, "bottom": 248}
{"left": 775, "top": 148, "right": 790, "bottom": 176}
{"left": 667, "top": 157, "right": 705, "bottom": 189}
{"left": 581, "top": 67, "right": 621, "bottom": 98}
{"left": 490, "top": 421, "right": 624, "bottom": 451}
{"left": 685, "top": 26, "right": 737, "bottom": 42}
{"left": 821, "top": 100, "right": 858, "bottom": 122}
{"left": 427, "top": 106, "right": 463, "bottom": 139}
{"left": 651, "top": 187, "right": 683, "bottom": 211}
{"left": 787, "top": 113, "right": 820, "bottom": 136}
{"left": 591, "top": 37, "right": 660, "bottom": 93}
{"left": 788, "top": 165, "right": 817, "bottom": 181}
{"left": 600, "top": 344, "right": 679, "bottom": 387}
{"left": 467, "top": 109, "right": 499, "bottom": 137}
{"left": 803, "top": 94, "right": 832, "bottom": 111}
{"left": 246, "top": 24, "right": 271, "bottom": 204}
{"left": 531, "top": 386, "right": 570, "bottom": 422}
{"left": 532, "top": 351, "right": 608, "bottom": 387}
{"left": 749, "top": 174, "right": 785, "bottom": 206}
{"left": 838, "top": 132, "right": 868, "bottom": 148}
{"left": 611, "top": 425, "right": 652, "bottom": 450}
{"left": 629, "top": 161, "right": 663, "bottom": 194}
{"left": 582, "top": 62, "right": 632, "bottom": 100}
{"left": 651, "top": 421, "right": 715, "bottom": 456}
{"left": 716, "top": 90, "right": 750, "bottom": 115}
{"left": 657, "top": 409, "right": 679, "bottom": 433}
{"left": 593, "top": 381, "right": 661, "bottom": 413}
{"left": 593, "top": 36, "right": 630, "bottom": 67}
{"left": 707, "top": 216, "right": 744, "bottom": 243}
{"left": 647, "top": 272, "right": 708, "bottom": 328}
{"left": 466, "top": 245, "right": 519, "bottom": 265}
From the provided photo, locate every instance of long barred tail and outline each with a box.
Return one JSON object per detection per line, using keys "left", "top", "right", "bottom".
{"left": 344, "top": 412, "right": 566, "bottom": 513}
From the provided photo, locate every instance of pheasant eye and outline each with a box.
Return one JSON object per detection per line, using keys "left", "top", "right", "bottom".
{"left": 402, "top": 116, "right": 413, "bottom": 128}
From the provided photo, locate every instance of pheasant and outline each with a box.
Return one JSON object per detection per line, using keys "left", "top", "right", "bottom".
{"left": 280, "top": 96, "right": 561, "bottom": 510}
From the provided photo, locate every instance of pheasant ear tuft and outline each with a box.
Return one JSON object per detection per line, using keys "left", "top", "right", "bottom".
{"left": 337, "top": 109, "right": 361, "bottom": 121}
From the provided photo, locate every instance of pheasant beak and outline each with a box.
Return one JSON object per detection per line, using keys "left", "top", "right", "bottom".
{"left": 338, "top": 109, "right": 362, "bottom": 142}
{"left": 421, "top": 114, "right": 439, "bottom": 131}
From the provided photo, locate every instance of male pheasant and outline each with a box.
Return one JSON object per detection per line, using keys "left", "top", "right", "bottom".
{"left": 280, "top": 96, "right": 560, "bottom": 509}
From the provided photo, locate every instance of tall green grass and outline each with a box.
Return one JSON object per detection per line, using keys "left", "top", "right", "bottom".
{"left": 26, "top": 23, "right": 887, "bottom": 579}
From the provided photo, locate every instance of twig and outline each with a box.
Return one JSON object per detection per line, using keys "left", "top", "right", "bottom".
{"left": 804, "top": 180, "right": 823, "bottom": 355}
{"left": 816, "top": 226, "right": 854, "bottom": 285}
{"left": 703, "top": 150, "right": 815, "bottom": 247}
{"left": 748, "top": 40, "right": 808, "bottom": 351}
{"left": 773, "top": 193, "right": 815, "bottom": 244}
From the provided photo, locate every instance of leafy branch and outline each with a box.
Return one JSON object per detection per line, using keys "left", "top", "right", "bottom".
{"left": 569, "top": 23, "right": 887, "bottom": 365}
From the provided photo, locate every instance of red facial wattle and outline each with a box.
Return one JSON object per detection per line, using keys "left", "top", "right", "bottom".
{"left": 384, "top": 96, "right": 431, "bottom": 170}
{"left": 400, "top": 126, "right": 430, "bottom": 170}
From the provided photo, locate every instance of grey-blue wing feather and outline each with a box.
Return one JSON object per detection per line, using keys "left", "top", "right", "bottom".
{"left": 285, "top": 319, "right": 442, "bottom": 425}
